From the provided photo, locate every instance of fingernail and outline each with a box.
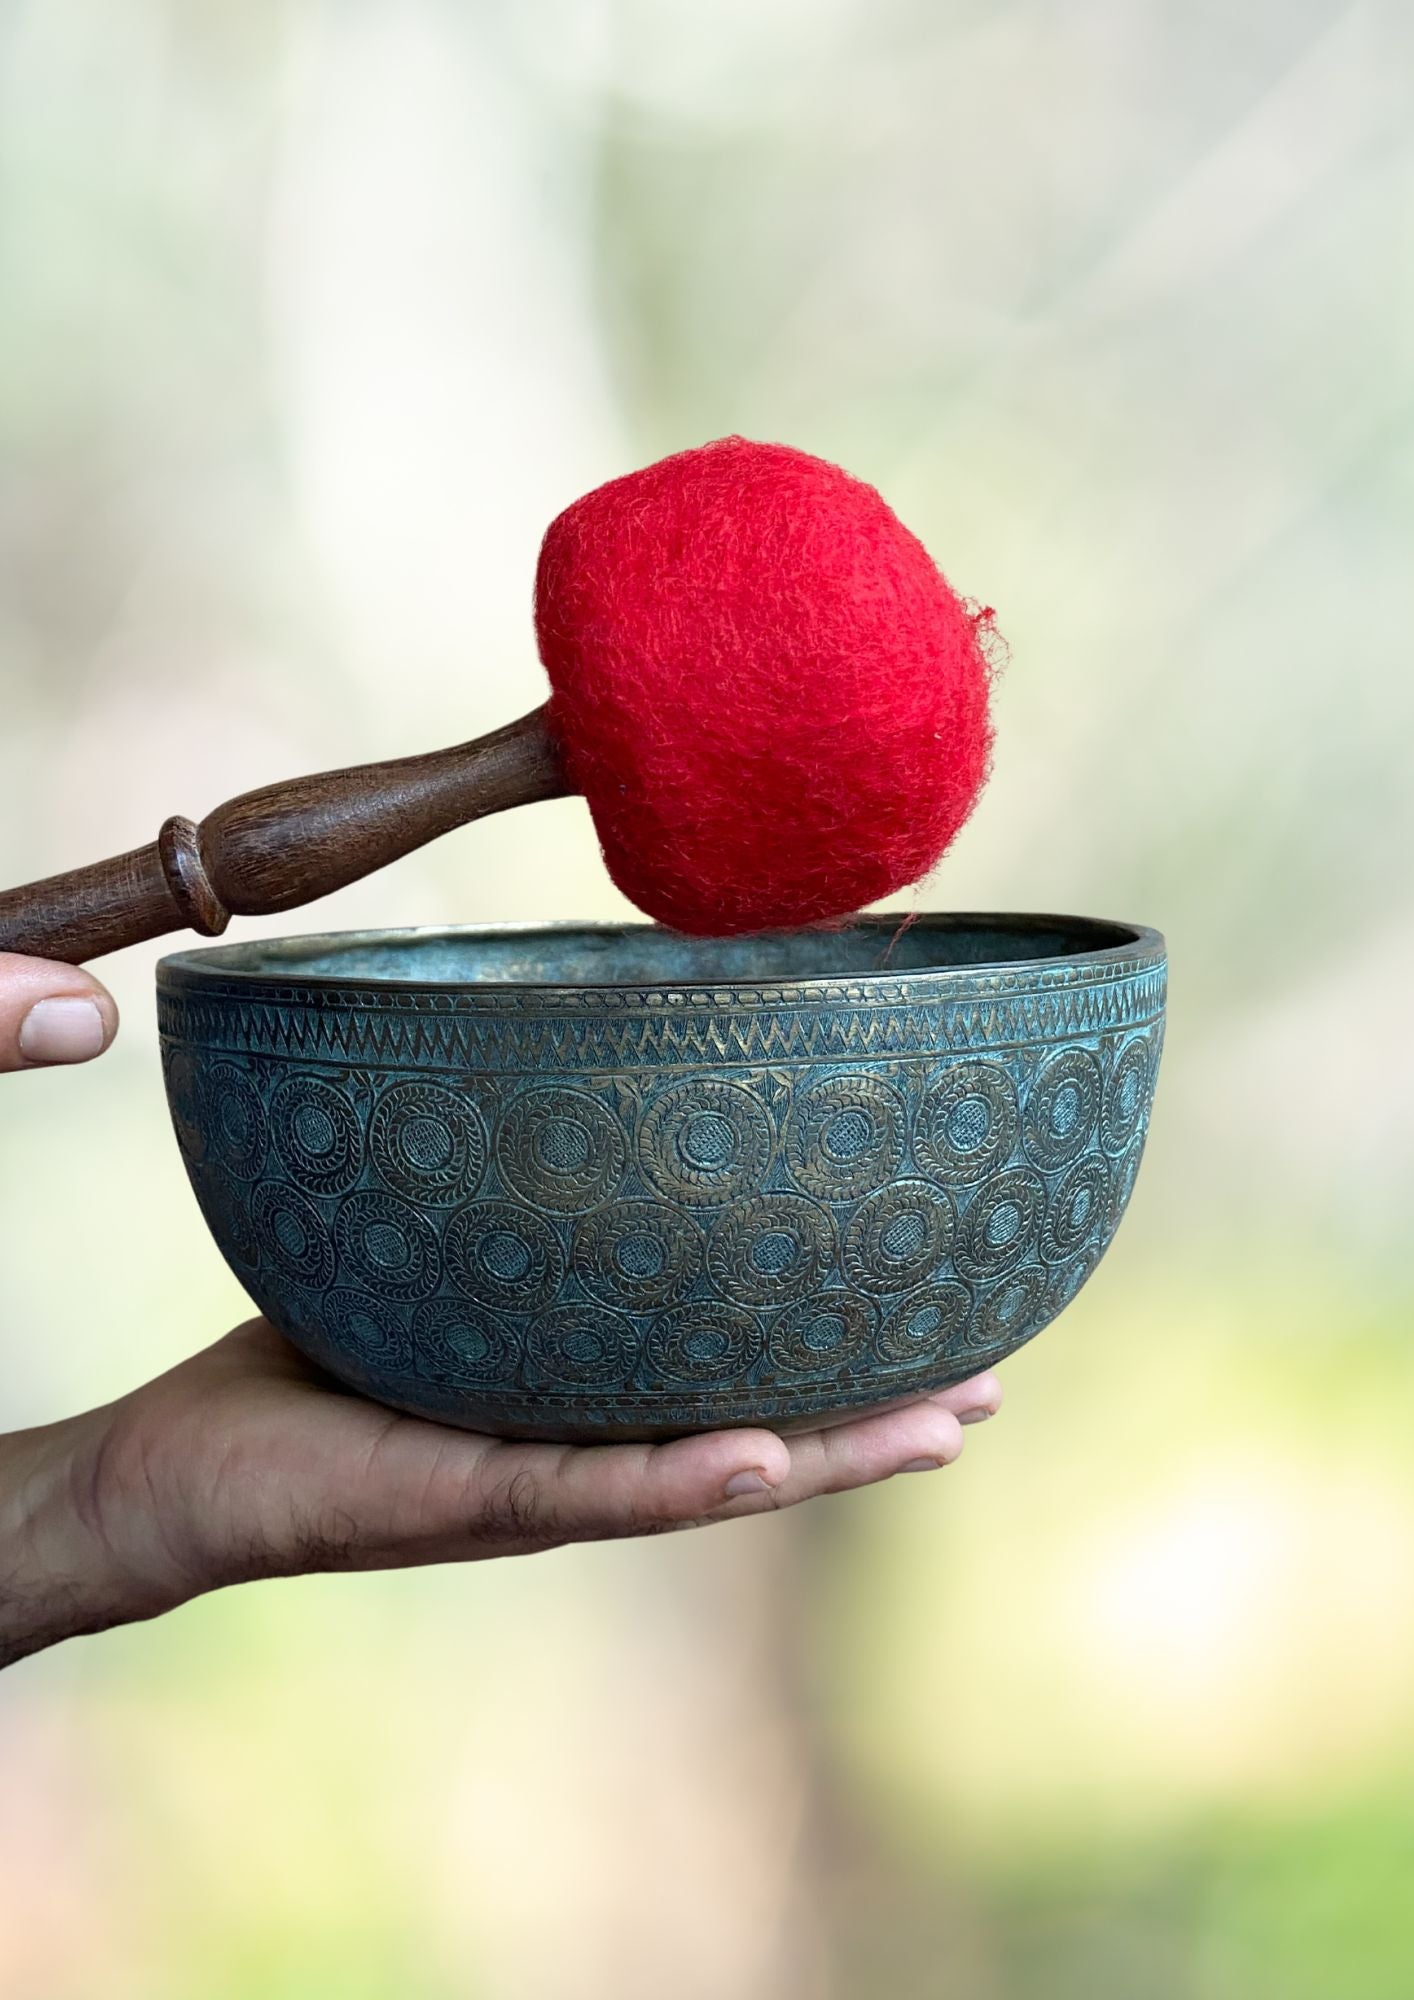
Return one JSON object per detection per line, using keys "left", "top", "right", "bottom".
{"left": 898, "top": 1457, "right": 943, "bottom": 1474}
{"left": 19, "top": 997, "right": 106, "bottom": 1065}
{"left": 724, "top": 1469, "right": 772, "bottom": 1498}
{"left": 959, "top": 1407, "right": 994, "bottom": 1426}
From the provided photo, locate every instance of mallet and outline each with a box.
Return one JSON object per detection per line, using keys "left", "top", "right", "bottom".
{"left": 0, "top": 438, "right": 997, "bottom": 964}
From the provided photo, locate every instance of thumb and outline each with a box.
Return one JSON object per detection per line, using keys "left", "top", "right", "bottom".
{"left": 0, "top": 954, "right": 119, "bottom": 1073}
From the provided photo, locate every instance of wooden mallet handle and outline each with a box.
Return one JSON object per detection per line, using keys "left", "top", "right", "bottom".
{"left": 0, "top": 707, "right": 569, "bottom": 965}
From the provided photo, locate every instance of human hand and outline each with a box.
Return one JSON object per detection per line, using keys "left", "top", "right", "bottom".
{"left": 2, "top": 1318, "right": 1001, "bottom": 1668}
{"left": 0, "top": 951, "right": 119, "bottom": 1071}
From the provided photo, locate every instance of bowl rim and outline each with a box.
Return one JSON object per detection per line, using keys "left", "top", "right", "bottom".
{"left": 157, "top": 912, "right": 1166, "bottom": 997}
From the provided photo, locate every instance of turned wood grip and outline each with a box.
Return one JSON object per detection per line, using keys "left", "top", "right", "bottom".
{"left": 0, "top": 706, "right": 569, "bottom": 965}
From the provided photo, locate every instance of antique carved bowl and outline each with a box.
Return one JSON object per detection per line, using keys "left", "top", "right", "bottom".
{"left": 157, "top": 915, "right": 1165, "bottom": 1443}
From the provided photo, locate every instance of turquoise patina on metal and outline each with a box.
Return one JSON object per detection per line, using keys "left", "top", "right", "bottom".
{"left": 157, "top": 915, "right": 1166, "bottom": 1443}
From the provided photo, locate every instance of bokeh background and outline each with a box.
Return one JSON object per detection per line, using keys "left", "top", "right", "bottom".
{"left": 3, "top": 2, "right": 1413, "bottom": 1994}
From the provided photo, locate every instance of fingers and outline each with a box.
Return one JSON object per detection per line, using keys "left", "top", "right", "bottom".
{"left": 450, "top": 1372, "right": 1004, "bottom": 1552}
{"left": 929, "top": 1370, "right": 1004, "bottom": 1426}
{"left": 721, "top": 1396, "right": 969, "bottom": 1517}
{"left": 708, "top": 1371, "right": 1001, "bottom": 1519}
{"left": 459, "top": 1426, "right": 797, "bottom": 1550}
{"left": 0, "top": 953, "right": 119, "bottom": 1072}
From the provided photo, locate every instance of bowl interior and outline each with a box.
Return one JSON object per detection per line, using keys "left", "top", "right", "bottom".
{"left": 160, "top": 913, "right": 1153, "bottom": 990}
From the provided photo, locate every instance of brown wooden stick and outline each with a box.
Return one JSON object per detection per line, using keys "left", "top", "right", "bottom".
{"left": 0, "top": 706, "right": 570, "bottom": 965}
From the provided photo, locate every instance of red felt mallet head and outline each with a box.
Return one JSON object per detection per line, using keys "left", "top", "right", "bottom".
{"left": 535, "top": 435, "right": 997, "bottom": 936}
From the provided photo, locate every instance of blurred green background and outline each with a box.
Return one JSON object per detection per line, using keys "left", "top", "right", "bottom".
{"left": 2, "top": 3, "right": 1412, "bottom": 1994}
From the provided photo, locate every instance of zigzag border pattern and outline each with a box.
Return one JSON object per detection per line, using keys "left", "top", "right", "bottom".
{"left": 158, "top": 958, "right": 1166, "bottom": 1075}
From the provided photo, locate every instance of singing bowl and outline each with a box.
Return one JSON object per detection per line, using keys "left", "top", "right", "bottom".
{"left": 157, "top": 915, "right": 1166, "bottom": 1443}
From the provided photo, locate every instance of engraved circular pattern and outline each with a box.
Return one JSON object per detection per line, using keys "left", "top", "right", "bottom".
{"left": 198, "top": 1175, "right": 259, "bottom": 1268}
{"left": 269, "top": 1075, "right": 364, "bottom": 1197}
{"left": 1044, "top": 1248, "right": 1101, "bottom": 1323}
{"left": 1102, "top": 1036, "right": 1154, "bottom": 1155}
{"left": 165, "top": 1046, "right": 207, "bottom": 1164}
{"left": 914, "top": 1062, "right": 1020, "bottom": 1187}
{"left": 1040, "top": 1154, "right": 1112, "bottom": 1264}
{"left": 955, "top": 1167, "right": 1046, "bottom": 1280}
{"left": 444, "top": 1200, "right": 565, "bottom": 1313}
{"left": 878, "top": 1282, "right": 973, "bottom": 1366}
{"left": 769, "top": 1292, "right": 877, "bottom": 1376}
{"left": 370, "top": 1080, "right": 487, "bottom": 1205}
{"left": 322, "top": 1290, "right": 414, "bottom": 1372}
{"left": 527, "top": 1305, "right": 638, "bottom": 1387}
{"left": 572, "top": 1198, "right": 705, "bottom": 1311}
{"left": 1109, "top": 1138, "right": 1146, "bottom": 1230}
{"left": 414, "top": 1298, "right": 520, "bottom": 1386}
{"left": 646, "top": 1302, "right": 764, "bottom": 1385}
{"left": 251, "top": 1181, "right": 335, "bottom": 1291}
{"left": 969, "top": 1266, "right": 1048, "bottom": 1353}
{"left": 783, "top": 1073, "right": 906, "bottom": 1201}
{"left": 271, "top": 1297, "right": 337, "bottom": 1370}
{"left": 707, "top": 1194, "right": 836, "bottom": 1307}
{"left": 1024, "top": 1047, "right": 1102, "bottom": 1171}
{"left": 334, "top": 1190, "right": 441, "bottom": 1301}
{"left": 843, "top": 1180, "right": 956, "bottom": 1297}
{"left": 205, "top": 1062, "right": 267, "bottom": 1178}
{"left": 496, "top": 1086, "right": 626, "bottom": 1215}
{"left": 639, "top": 1080, "right": 773, "bottom": 1207}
